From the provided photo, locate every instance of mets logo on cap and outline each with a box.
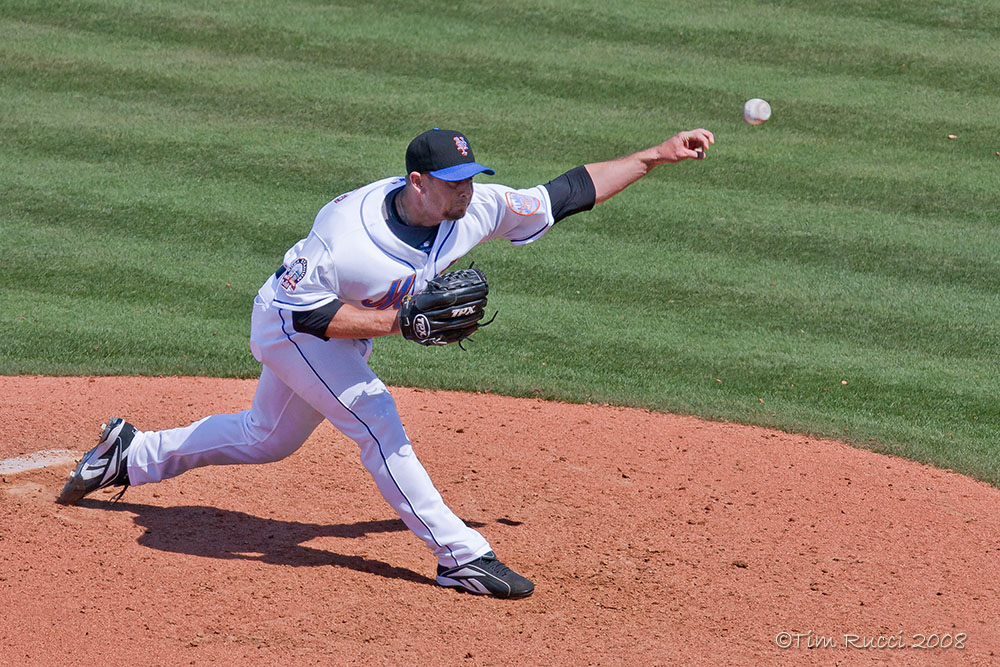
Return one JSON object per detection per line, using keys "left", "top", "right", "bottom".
{"left": 453, "top": 136, "right": 469, "bottom": 156}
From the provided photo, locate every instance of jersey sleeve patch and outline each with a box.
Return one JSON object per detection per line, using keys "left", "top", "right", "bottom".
{"left": 280, "top": 257, "right": 308, "bottom": 291}
{"left": 504, "top": 191, "right": 542, "bottom": 216}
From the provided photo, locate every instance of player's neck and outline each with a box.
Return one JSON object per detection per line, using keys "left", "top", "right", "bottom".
{"left": 396, "top": 186, "right": 439, "bottom": 228}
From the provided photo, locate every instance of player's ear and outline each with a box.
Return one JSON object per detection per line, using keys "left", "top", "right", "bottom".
{"left": 407, "top": 171, "right": 426, "bottom": 193}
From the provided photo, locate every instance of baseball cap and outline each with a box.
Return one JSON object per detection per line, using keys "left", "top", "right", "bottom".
{"left": 405, "top": 128, "right": 495, "bottom": 181}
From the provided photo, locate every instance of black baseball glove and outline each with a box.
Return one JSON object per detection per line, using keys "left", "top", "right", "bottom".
{"left": 399, "top": 267, "right": 492, "bottom": 346}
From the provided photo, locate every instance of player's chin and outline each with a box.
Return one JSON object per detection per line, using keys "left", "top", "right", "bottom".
{"left": 444, "top": 204, "right": 470, "bottom": 220}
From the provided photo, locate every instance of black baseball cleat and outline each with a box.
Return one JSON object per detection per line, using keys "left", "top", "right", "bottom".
{"left": 436, "top": 552, "right": 534, "bottom": 599}
{"left": 56, "top": 418, "right": 136, "bottom": 506}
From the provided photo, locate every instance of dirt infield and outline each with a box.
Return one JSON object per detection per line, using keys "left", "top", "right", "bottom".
{"left": 2, "top": 376, "right": 998, "bottom": 665}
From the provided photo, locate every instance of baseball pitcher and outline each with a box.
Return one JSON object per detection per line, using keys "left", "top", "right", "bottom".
{"left": 57, "top": 126, "right": 714, "bottom": 599}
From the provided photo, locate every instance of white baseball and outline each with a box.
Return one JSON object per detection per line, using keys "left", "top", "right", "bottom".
{"left": 743, "top": 98, "right": 771, "bottom": 125}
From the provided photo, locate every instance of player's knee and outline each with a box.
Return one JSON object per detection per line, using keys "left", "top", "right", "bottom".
{"left": 242, "top": 412, "right": 306, "bottom": 461}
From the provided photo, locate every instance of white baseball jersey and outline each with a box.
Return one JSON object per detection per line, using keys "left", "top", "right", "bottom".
{"left": 257, "top": 177, "right": 555, "bottom": 313}
{"left": 125, "top": 176, "right": 558, "bottom": 569}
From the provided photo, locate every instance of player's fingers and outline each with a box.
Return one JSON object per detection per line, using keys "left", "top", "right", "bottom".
{"left": 675, "top": 133, "right": 708, "bottom": 160}
{"left": 675, "top": 145, "right": 703, "bottom": 161}
{"left": 687, "top": 128, "right": 714, "bottom": 151}
{"left": 662, "top": 131, "right": 711, "bottom": 162}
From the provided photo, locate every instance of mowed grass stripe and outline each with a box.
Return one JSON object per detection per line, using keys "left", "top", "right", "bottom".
{"left": 10, "top": 156, "right": 996, "bottom": 363}
{"left": 376, "top": 292, "right": 996, "bottom": 448}
{"left": 12, "top": 0, "right": 997, "bottom": 83}
{"left": 5, "top": 3, "right": 996, "bottom": 185}
{"left": 479, "top": 231, "right": 998, "bottom": 361}
{"left": 4, "top": 1, "right": 998, "bottom": 125}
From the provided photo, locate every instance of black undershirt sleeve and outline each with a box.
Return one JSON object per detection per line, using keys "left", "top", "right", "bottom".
{"left": 543, "top": 165, "right": 597, "bottom": 223}
{"left": 291, "top": 299, "right": 345, "bottom": 340}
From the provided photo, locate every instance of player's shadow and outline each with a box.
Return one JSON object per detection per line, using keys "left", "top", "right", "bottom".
{"left": 83, "top": 500, "right": 491, "bottom": 587}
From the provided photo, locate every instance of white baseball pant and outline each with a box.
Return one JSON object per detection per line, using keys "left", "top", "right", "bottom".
{"left": 125, "top": 297, "right": 491, "bottom": 567}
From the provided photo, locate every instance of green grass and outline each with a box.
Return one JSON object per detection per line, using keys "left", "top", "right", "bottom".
{"left": 2, "top": 0, "right": 998, "bottom": 483}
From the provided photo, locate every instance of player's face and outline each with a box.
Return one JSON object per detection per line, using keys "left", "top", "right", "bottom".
{"left": 424, "top": 175, "right": 474, "bottom": 221}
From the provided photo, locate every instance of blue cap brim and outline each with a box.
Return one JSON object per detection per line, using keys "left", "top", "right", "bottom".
{"left": 429, "top": 162, "right": 495, "bottom": 181}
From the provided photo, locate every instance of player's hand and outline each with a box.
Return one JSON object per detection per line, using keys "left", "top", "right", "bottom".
{"left": 656, "top": 128, "right": 714, "bottom": 163}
